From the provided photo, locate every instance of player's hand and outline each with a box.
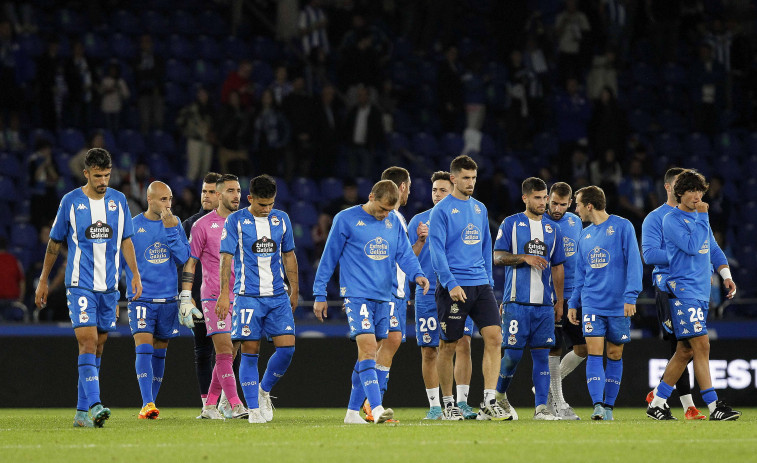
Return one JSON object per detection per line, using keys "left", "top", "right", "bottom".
{"left": 724, "top": 278, "right": 737, "bottom": 299}
{"left": 449, "top": 286, "right": 467, "bottom": 302}
{"left": 179, "top": 290, "right": 202, "bottom": 328}
{"left": 416, "top": 276, "right": 430, "bottom": 295}
{"left": 624, "top": 303, "right": 636, "bottom": 317}
{"left": 416, "top": 222, "right": 429, "bottom": 242}
{"left": 161, "top": 207, "right": 179, "bottom": 228}
{"left": 289, "top": 287, "right": 299, "bottom": 312}
{"left": 695, "top": 201, "right": 709, "bottom": 213}
{"left": 523, "top": 255, "right": 548, "bottom": 271}
{"left": 131, "top": 273, "right": 143, "bottom": 300}
{"left": 554, "top": 298, "right": 564, "bottom": 322}
{"left": 35, "top": 279, "right": 48, "bottom": 309}
{"left": 568, "top": 308, "right": 579, "bottom": 325}
{"left": 314, "top": 301, "right": 328, "bottom": 322}
{"left": 215, "top": 296, "right": 230, "bottom": 320}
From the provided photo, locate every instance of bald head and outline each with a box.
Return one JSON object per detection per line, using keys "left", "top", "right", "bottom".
{"left": 146, "top": 181, "right": 173, "bottom": 219}
{"left": 147, "top": 181, "right": 171, "bottom": 199}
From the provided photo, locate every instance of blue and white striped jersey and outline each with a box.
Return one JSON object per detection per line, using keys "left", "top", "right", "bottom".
{"left": 124, "top": 213, "right": 191, "bottom": 300}
{"left": 220, "top": 208, "right": 295, "bottom": 297}
{"left": 495, "top": 213, "right": 566, "bottom": 307}
{"left": 391, "top": 209, "right": 410, "bottom": 299}
{"left": 50, "top": 187, "right": 134, "bottom": 292}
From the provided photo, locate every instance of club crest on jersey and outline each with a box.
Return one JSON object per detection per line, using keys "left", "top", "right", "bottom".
{"left": 694, "top": 321, "right": 703, "bottom": 333}
{"left": 563, "top": 237, "right": 576, "bottom": 257}
{"left": 385, "top": 219, "right": 393, "bottom": 229}
{"left": 474, "top": 204, "right": 481, "bottom": 214}
{"left": 220, "top": 228, "right": 227, "bottom": 240}
{"left": 361, "top": 319, "right": 371, "bottom": 330}
{"left": 364, "top": 237, "right": 389, "bottom": 260}
{"left": 568, "top": 217, "right": 575, "bottom": 226}
{"left": 525, "top": 238, "right": 547, "bottom": 257}
{"left": 271, "top": 216, "right": 281, "bottom": 226}
{"left": 138, "top": 319, "right": 147, "bottom": 329}
{"left": 253, "top": 236, "right": 277, "bottom": 255}
{"left": 606, "top": 226, "right": 615, "bottom": 236}
{"left": 390, "top": 316, "right": 399, "bottom": 328}
{"left": 461, "top": 223, "right": 481, "bottom": 245}
{"left": 497, "top": 228, "right": 503, "bottom": 240}
{"left": 423, "top": 332, "right": 431, "bottom": 344}
{"left": 544, "top": 224, "right": 553, "bottom": 233}
{"left": 79, "top": 313, "right": 89, "bottom": 323}
{"left": 585, "top": 234, "right": 591, "bottom": 239}
{"left": 699, "top": 239, "right": 710, "bottom": 254}
{"left": 242, "top": 325, "right": 251, "bottom": 337}
{"left": 507, "top": 334, "right": 517, "bottom": 345}
{"left": 450, "top": 303, "right": 459, "bottom": 314}
{"left": 108, "top": 199, "right": 117, "bottom": 211}
{"left": 584, "top": 321, "right": 593, "bottom": 333}
{"left": 217, "top": 320, "right": 226, "bottom": 330}
{"left": 85, "top": 221, "right": 113, "bottom": 243}
{"left": 145, "top": 242, "right": 169, "bottom": 264}
{"left": 589, "top": 247, "right": 610, "bottom": 268}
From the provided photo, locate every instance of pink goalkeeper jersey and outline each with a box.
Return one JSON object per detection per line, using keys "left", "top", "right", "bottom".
{"left": 189, "top": 210, "right": 235, "bottom": 301}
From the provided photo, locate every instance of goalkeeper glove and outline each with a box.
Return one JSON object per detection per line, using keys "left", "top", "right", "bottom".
{"left": 179, "top": 290, "right": 202, "bottom": 328}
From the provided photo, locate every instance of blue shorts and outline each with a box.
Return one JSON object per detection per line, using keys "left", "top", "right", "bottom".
{"left": 67, "top": 287, "right": 118, "bottom": 332}
{"left": 388, "top": 295, "right": 407, "bottom": 342}
{"left": 416, "top": 295, "right": 474, "bottom": 346}
{"left": 231, "top": 293, "right": 294, "bottom": 341}
{"left": 344, "top": 298, "right": 389, "bottom": 341}
{"left": 127, "top": 299, "right": 180, "bottom": 339}
{"left": 502, "top": 303, "right": 555, "bottom": 349}
{"left": 582, "top": 313, "right": 631, "bottom": 344}
{"left": 668, "top": 298, "right": 708, "bottom": 340}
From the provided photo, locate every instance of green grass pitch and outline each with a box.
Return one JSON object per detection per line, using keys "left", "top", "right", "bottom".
{"left": 0, "top": 408, "right": 754, "bottom": 462}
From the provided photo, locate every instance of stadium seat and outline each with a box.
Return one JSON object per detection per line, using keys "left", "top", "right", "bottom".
{"left": 418, "top": 60, "right": 437, "bottom": 86}
{"left": 142, "top": 11, "right": 168, "bottom": 36}
{"left": 662, "top": 62, "right": 687, "bottom": 86}
{"left": 654, "top": 133, "right": 683, "bottom": 157}
{"left": 746, "top": 132, "right": 757, "bottom": 156}
{"left": 110, "top": 33, "right": 136, "bottom": 60}
{"left": 685, "top": 133, "right": 712, "bottom": 156}
{"left": 273, "top": 177, "right": 291, "bottom": 204}
{"left": 497, "top": 155, "right": 526, "bottom": 179}
{"left": 387, "top": 132, "right": 410, "bottom": 153}
{"left": 0, "top": 177, "right": 18, "bottom": 203}
{"left": 627, "top": 85, "right": 657, "bottom": 111}
{"left": 17, "top": 33, "right": 43, "bottom": 58}
{"left": 412, "top": 176, "right": 430, "bottom": 200}
{"left": 290, "top": 201, "right": 319, "bottom": 227}
{"left": 252, "top": 36, "right": 280, "bottom": 62}
{"left": 111, "top": 9, "right": 140, "bottom": 35}
{"left": 250, "top": 61, "right": 274, "bottom": 87}
{"left": 224, "top": 36, "right": 251, "bottom": 60}
{"left": 481, "top": 133, "right": 496, "bottom": 157}
{"left": 416, "top": 84, "right": 437, "bottom": 109}
{"left": 657, "top": 110, "right": 687, "bottom": 134}
{"left": 117, "top": 130, "right": 147, "bottom": 156}
{"left": 411, "top": 132, "right": 439, "bottom": 158}
{"left": 164, "top": 82, "right": 189, "bottom": 107}
{"left": 168, "top": 34, "right": 195, "bottom": 61}
{"left": 82, "top": 32, "right": 107, "bottom": 60}
{"left": 533, "top": 132, "right": 558, "bottom": 159}
{"left": 319, "top": 178, "right": 343, "bottom": 202}
{"left": 745, "top": 155, "right": 757, "bottom": 178}
{"left": 390, "top": 61, "right": 417, "bottom": 89}
{"left": 355, "top": 177, "right": 372, "bottom": 199}
{"left": 193, "top": 59, "right": 220, "bottom": 86}
{"left": 9, "top": 246, "right": 34, "bottom": 274}
{"left": 714, "top": 155, "right": 741, "bottom": 182}
{"left": 197, "top": 10, "right": 228, "bottom": 37}
{"left": 628, "top": 109, "right": 652, "bottom": 134}
{"left": 147, "top": 152, "right": 176, "bottom": 180}
{"left": 441, "top": 132, "right": 464, "bottom": 156}
{"left": 291, "top": 177, "right": 321, "bottom": 203}
{"left": 717, "top": 132, "right": 744, "bottom": 159}
{"left": 166, "top": 59, "right": 191, "bottom": 84}
{"left": 392, "top": 37, "right": 413, "bottom": 61}
{"left": 58, "top": 128, "right": 86, "bottom": 154}
{"left": 171, "top": 10, "right": 197, "bottom": 35}
{"left": 149, "top": 130, "right": 176, "bottom": 155}
{"left": 632, "top": 62, "right": 659, "bottom": 87}
{"left": 10, "top": 222, "right": 37, "bottom": 248}
{"left": 0, "top": 154, "right": 23, "bottom": 180}
{"left": 57, "top": 8, "right": 86, "bottom": 35}
{"left": 687, "top": 156, "right": 712, "bottom": 177}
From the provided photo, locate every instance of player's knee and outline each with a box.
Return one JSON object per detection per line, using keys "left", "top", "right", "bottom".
{"left": 276, "top": 345, "right": 295, "bottom": 365}
{"left": 455, "top": 338, "right": 471, "bottom": 356}
{"left": 421, "top": 346, "right": 438, "bottom": 362}
{"left": 439, "top": 340, "right": 457, "bottom": 356}
{"left": 574, "top": 344, "right": 588, "bottom": 358}
{"left": 502, "top": 349, "right": 523, "bottom": 370}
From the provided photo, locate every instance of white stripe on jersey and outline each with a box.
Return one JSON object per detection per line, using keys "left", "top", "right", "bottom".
{"left": 280, "top": 219, "right": 288, "bottom": 291}
{"left": 255, "top": 216, "right": 274, "bottom": 296}
{"left": 69, "top": 203, "right": 81, "bottom": 286}
{"left": 510, "top": 223, "right": 518, "bottom": 302}
{"left": 395, "top": 210, "right": 407, "bottom": 298}
{"left": 528, "top": 219, "right": 545, "bottom": 305}
{"left": 89, "top": 198, "right": 108, "bottom": 291}
{"left": 114, "top": 202, "right": 125, "bottom": 290}
{"left": 237, "top": 220, "right": 245, "bottom": 295}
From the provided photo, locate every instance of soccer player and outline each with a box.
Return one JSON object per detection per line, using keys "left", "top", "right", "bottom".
{"left": 182, "top": 174, "right": 247, "bottom": 420}
{"left": 567, "top": 186, "right": 643, "bottom": 421}
{"left": 313, "top": 180, "right": 430, "bottom": 424}
{"left": 179, "top": 172, "right": 222, "bottom": 416}
{"left": 125, "top": 181, "right": 190, "bottom": 419}
{"left": 544, "top": 181, "right": 586, "bottom": 419}
{"left": 218, "top": 175, "right": 298, "bottom": 424}
{"left": 646, "top": 171, "right": 740, "bottom": 421}
{"left": 493, "top": 177, "right": 565, "bottom": 421}
{"left": 429, "top": 155, "right": 506, "bottom": 421}
{"left": 35, "top": 148, "right": 142, "bottom": 428}
{"left": 408, "top": 171, "right": 478, "bottom": 420}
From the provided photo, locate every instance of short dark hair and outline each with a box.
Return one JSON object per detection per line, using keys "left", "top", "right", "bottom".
{"left": 664, "top": 167, "right": 687, "bottom": 186}
{"left": 550, "top": 181, "right": 572, "bottom": 198}
{"left": 450, "top": 155, "right": 477, "bottom": 174}
{"left": 203, "top": 172, "right": 222, "bottom": 185}
{"left": 381, "top": 166, "right": 410, "bottom": 188}
{"left": 673, "top": 170, "right": 709, "bottom": 202}
{"left": 250, "top": 174, "right": 277, "bottom": 198}
{"left": 431, "top": 171, "right": 451, "bottom": 183}
{"left": 522, "top": 177, "right": 548, "bottom": 195}
{"left": 371, "top": 179, "right": 399, "bottom": 205}
{"left": 575, "top": 185, "right": 606, "bottom": 210}
{"left": 84, "top": 148, "right": 112, "bottom": 170}
{"left": 216, "top": 173, "right": 239, "bottom": 190}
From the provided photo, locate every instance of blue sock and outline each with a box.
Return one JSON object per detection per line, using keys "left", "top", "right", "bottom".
{"left": 656, "top": 381, "right": 675, "bottom": 400}
{"left": 586, "top": 355, "right": 605, "bottom": 405}
{"left": 135, "top": 344, "right": 154, "bottom": 406}
{"left": 239, "top": 353, "right": 260, "bottom": 409}
{"left": 358, "top": 359, "right": 382, "bottom": 409}
{"left": 604, "top": 358, "right": 623, "bottom": 408}
{"left": 78, "top": 353, "right": 100, "bottom": 408}
{"left": 261, "top": 346, "right": 294, "bottom": 393}
{"left": 347, "top": 360, "right": 366, "bottom": 411}
{"left": 376, "top": 365, "right": 390, "bottom": 400}
{"left": 151, "top": 348, "right": 167, "bottom": 402}
{"left": 700, "top": 387, "right": 718, "bottom": 405}
{"left": 496, "top": 349, "right": 523, "bottom": 393}
{"left": 531, "top": 349, "right": 550, "bottom": 407}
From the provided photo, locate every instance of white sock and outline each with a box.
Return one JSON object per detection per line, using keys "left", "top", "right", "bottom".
{"left": 346, "top": 409, "right": 361, "bottom": 417}
{"left": 220, "top": 390, "right": 228, "bottom": 404}
{"left": 442, "top": 395, "right": 455, "bottom": 408}
{"left": 201, "top": 396, "right": 207, "bottom": 406}
{"left": 560, "top": 351, "right": 586, "bottom": 380}
{"left": 651, "top": 394, "right": 667, "bottom": 408}
{"left": 483, "top": 389, "right": 496, "bottom": 405}
{"left": 679, "top": 393, "right": 694, "bottom": 411}
{"left": 549, "top": 355, "right": 565, "bottom": 405}
{"left": 456, "top": 385, "right": 470, "bottom": 405}
{"left": 259, "top": 386, "right": 270, "bottom": 397}
{"left": 495, "top": 391, "right": 507, "bottom": 402}
{"left": 707, "top": 401, "right": 717, "bottom": 414}
{"left": 426, "top": 387, "right": 440, "bottom": 408}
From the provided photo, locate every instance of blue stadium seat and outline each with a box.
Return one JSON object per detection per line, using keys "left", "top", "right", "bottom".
{"left": 168, "top": 34, "right": 195, "bottom": 61}
{"left": 0, "top": 154, "right": 23, "bottom": 180}
{"left": 481, "top": 133, "right": 496, "bottom": 157}
{"left": 17, "top": 33, "right": 43, "bottom": 57}
{"left": 250, "top": 61, "right": 274, "bottom": 87}
{"left": 662, "top": 63, "right": 687, "bottom": 86}
{"left": 717, "top": 132, "right": 744, "bottom": 159}
{"left": 628, "top": 109, "right": 652, "bottom": 134}
{"left": 355, "top": 177, "right": 372, "bottom": 199}
{"left": 290, "top": 201, "right": 319, "bottom": 227}
{"left": 533, "top": 132, "right": 558, "bottom": 159}
{"left": 497, "top": 156, "right": 526, "bottom": 179}
{"left": 742, "top": 201, "right": 757, "bottom": 219}
{"left": 170, "top": 176, "right": 194, "bottom": 197}
{"left": 193, "top": 59, "right": 220, "bottom": 86}
{"left": 252, "top": 36, "right": 280, "bottom": 62}
{"left": 171, "top": 10, "right": 197, "bottom": 35}
{"left": 392, "top": 109, "right": 419, "bottom": 135}
{"left": 82, "top": 32, "right": 107, "bottom": 60}
{"left": 149, "top": 130, "right": 176, "bottom": 155}
{"left": 632, "top": 62, "right": 659, "bottom": 87}
{"left": 111, "top": 9, "right": 140, "bottom": 34}
{"left": 196, "top": 36, "right": 220, "bottom": 60}
{"left": 197, "top": 10, "right": 228, "bottom": 37}
{"left": 441, "top": 132, "right": 463, "bottom": 156}
{"left": 487, "top": 61, "right": 508, "bottom": 86}
{"left": 746, "top": 155, "right": 757, "bottom": 178}
{"left": 164, "top": 82, "right": 189, "bottom": 107}
{"left": 654, "top": 133, "right": 683, "bottom": 157}
{"left": 224, "top": 36, "right": 251, "bottom": 60}
{"left": 110, "top": 33, "right": 136, "bottom": 60}
{"left": 117, "top": 130, "right": 147, "bottom": 155}
{"left": 273, "top": 177, "right": 291, "bottom": 204}
{"left": 746, "top": 132, "right": 757, "bottom": 156}
{"left": 661, "top": 84, "right": 690, "bottom": 111}
{"left": 58, "top": 128, "right": 86, "bottom": 153}
{"left": 687, "top": 156, "right": 712, "bottom": 177}
{"left": 291, "top": 177, "right": 321, "bottom": 203}
{"left": 319, "top": 178, "right": 343, "bottom": 202}
{"left": 292, "top": 223, "right": 313, "bottom": 250}
{"left": 392, "top": 37, "right": 413, "bottom": 61}
{"left": 411, "top": 132, "right": 439, "bottom": 157}
{"left": 685, "top": 133, "right": 712, "bottom": 156}
{"left": 166, "top": 59, "right": 191, "bottom": 84}
{"left": 390, "top": 61, "right": 417, "bottom": 89}
{"left": 57, "top": 8, "right": 86, "bottom": 35}
{"left": 416, "top": 84, "right": 437, "bottom": 109}
{"left": 657, "top": 110, "right": 688, "bottom": 134}
{"left": 147, "top": 153, "right": 176, "bottom": 180}
{"left": 9, "top": 246, "right": 33, "bottom": 273}
{"left": 142, "top": 11, "right": 168, "bottom": 36}
{"left": 627, "top": 85, "right": 657, "bottom": 111}
{"left": 418, "top": 60, "right": 437, "bottom": 86}
{"left": 10, "top": 222, "right": 36, "bottom": 248}
{"left": 0, "top": 177, "right": 18, "bottom": 203}
{"left": 388, "top": 132, "right": 410, "bottom": 153}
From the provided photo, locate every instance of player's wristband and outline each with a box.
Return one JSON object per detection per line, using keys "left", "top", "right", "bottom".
{"left": 719, "top": 268, "right": 732, "bottom": 280}
{"left": 179, "top": 290, "right": 192, "bottom": 301}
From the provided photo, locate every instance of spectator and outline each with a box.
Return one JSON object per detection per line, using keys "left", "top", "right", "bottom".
{"left": 311, "top": 212, "right": 332, "bottom": 262}
{"left": 126, "top": 160, "right": 153, "bottom": 210}
{"left": 617, "top": 158, "right": 657, "bottom": 231}
{"left": 554, "top": 78, "right": 592, "bottom": 156}
{"left": 555, "top": 0, "right": 591, "bottom": 80}
{"left": 299, "top": 0, "right": 330, "bottom": 59}
{"left": 99, "top": 61, "right": 130, "bottom": 134}
{"left": 342, "top": 83, "right": 384, "bottom": 177}
{"left": 253, "top": 88, "right": 290, "bottom": 176}
{"left": 340, "top": 12, "right": 392, "bottom": 59}
{"left": 376, "top": 78, "right": 399, "bottom": 134}
{"left": 505, "top": 49, "right": 538, "bottom": 149}
{"left": 339, "top": 30, "right": 382, "bottom": 90}
{"left": 0, "top": 19, "right": 26, "bottom": 120}
{"left": 28, "top": 139, "right": 60, "bottom": 229}
{"left": 215, "top": 90, "right": 253, "bottom": 174}
{"left": 645, "top": 0, "right": 682, "bottom": 65}
{"left": 437, "top": 44, "right": 464, "bottom": 133}
{"left": 600, "top": 0, "right": 633, "bottom": 63}
{"left": 120, "top": 180, "right": 144, "bottom": 216}
{"left": 221, "top": 59, "right": 255, "bottom": 110}
{"left": 588, "top": 86, "right": 627, "bottom": 156}
{"left": 35, "top": 37, "right": 64, "bottom": 130}
{"left": 2, "top": 112, "right": 25, "bottom": 152}
{"left": 704, "top": 174, "right": 729, "bottom": 233}
{"left": 461, "top": 52, "right": 489, "bottom": 131}
{"left": 282, "top": 76, "right": 317, "bottom": 179}
{"left": 0, "top": 237, "right": 26, "bottom": 321}
{"left": 172, "top": 186, "right": 199, "bottom": 221}
{"left": 68, "top": 131, "right": 105, "bottom": 184}
{"left": 177, "top": 87, "right": 215, "bottom": 181}
{"left": 64, "top": 40, "right": 94, "bottom": 129}
{"left": 134, "top": 34, "right": 165, "bottom": 134}
{"left": 690, "top": 43, "right": 725, "bottom": 134}
{"left": 586, "top": 50, "right": 618, "bottom": 100}
{"left": 269, "top": 65, "right": 293, "bottom": 107}
{"left": 559, "top": 145, "right": 591, "bottom": 188}
{"left": 314, "top": 84, "right": 344, "bottom": 178}
{"left": 589, "top": 148, "right": 623, "bottom": 191}
{"left": 521, "top": 35, "right": 548, "bottom": 130}
{"left": 324, "top": 178, "right": 360, "bottom": 216}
